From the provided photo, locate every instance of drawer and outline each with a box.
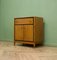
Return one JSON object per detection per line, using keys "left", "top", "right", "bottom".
{"left": 14, "top": 18, "right": 33, "bottom": 24}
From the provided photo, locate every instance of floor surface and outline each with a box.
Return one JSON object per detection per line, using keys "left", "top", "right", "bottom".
{"left": 0, "top": 41, "right": 57, "bottom": 60}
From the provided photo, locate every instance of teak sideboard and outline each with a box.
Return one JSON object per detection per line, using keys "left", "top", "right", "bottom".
{"left": 14, "top": 16, "right": 44, "bottom": 47}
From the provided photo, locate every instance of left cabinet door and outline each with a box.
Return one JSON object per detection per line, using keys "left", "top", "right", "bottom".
{"left": 14, "top": 25, "right": 23, "bottom": 40}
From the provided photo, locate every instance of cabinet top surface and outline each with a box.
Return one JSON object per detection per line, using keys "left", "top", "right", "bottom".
{"left": 14, "top": 16, "right": 43, "bottom": 19}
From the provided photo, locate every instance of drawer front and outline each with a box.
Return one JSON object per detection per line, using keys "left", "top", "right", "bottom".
{"left": 14, "top": 18, "right": 33, "bottom": 24}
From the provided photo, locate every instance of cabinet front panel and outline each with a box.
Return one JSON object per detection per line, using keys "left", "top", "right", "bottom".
{"left": 15, "top": 25, "right": 23, "bottom": 40}
{"left": 14, "top": 18, "right": 33, "bottom": 24}
{"left": 24, "top": 25, "right": 33, "bottom": 41}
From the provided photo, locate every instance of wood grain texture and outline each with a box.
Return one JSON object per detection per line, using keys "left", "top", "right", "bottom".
{"left": 34, "top": 17, "right": 44, "bottom": 44}
{"left": 15, "top": 25, "right": 23, "bottom": 40}
{"left": 14, "top": 16, "right": 44, "bottom": 47}
{"left": 14, "top": 18, "right": 33, "bottom": 24}
{"left": 23, "top": 25, "right": 33, "bottom": 41}
{"left": 0, "top": 41, "right": 57, "bottom": 60}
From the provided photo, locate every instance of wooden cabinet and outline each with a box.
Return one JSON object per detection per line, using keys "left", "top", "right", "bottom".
{"left": 14, "top": 16, "right": 44, "bottom": 47}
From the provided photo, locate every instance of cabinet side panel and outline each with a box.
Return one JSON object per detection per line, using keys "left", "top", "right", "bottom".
{"left": 34, "top": 17, "right": 44, "bottom": 44}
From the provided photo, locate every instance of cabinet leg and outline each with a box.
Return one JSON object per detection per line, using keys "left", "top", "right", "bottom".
{"left": 14, "top": 42, "right": 15, "bottom": 46}
{"left": 33, "top": 44, "right": 35, "bottom": 47}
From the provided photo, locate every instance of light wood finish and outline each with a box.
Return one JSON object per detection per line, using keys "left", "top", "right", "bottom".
{"left": 15, "top": 25, "right": 23, "bottom": 40}
{"left": 24, "top": 25, "right": 33, "bottom": 41}
{"left": 14, "top": 16, "right": 44, "bottom": 47}
{"left": 14, "top": 18, "right": 33, "bottom": 24}
{"left": 34, "top": 17, "right": 44, "bottom": 44}
{"left": 0, "top": 41, "right": 57, "bottom": 60}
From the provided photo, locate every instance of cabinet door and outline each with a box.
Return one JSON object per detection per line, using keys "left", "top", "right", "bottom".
{"left": 24, "top": 25, "right": 33, "bottom": 41}
{"left": 15, "top": 25, "right": 23, "bottom": 40}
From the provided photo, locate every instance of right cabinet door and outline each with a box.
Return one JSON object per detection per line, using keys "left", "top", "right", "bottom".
{"left": 24, "top": 25, "right": 33, "bottom": 41}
